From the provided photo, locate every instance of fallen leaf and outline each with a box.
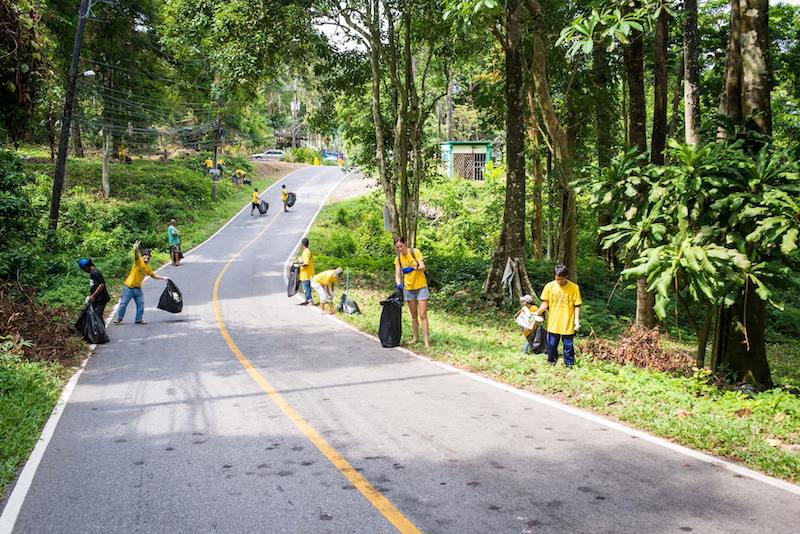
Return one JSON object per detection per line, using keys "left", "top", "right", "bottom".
{"left": 734, "top": 408, "right": 752, "bottom": 418}
{"left": 674, "top": 409, "right": 692, "bottom": 419}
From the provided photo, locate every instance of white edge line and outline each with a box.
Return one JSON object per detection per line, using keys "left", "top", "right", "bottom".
{"left": 279, "top": 174, "right": 800, "bottom": 498}
{"left": 0, "top": 164, "right": 312, "bottom": 531}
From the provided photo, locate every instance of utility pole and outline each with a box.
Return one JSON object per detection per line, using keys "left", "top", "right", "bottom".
{"left": 47, "top": 0, "right": 92, "bottom": 247}
{"left": 211, "top": 114, "right": 221, "bottom": 200}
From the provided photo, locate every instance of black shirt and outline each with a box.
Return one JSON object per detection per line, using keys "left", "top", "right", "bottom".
{"left": 89, "top": 269, "right": 110, "bottom": 304}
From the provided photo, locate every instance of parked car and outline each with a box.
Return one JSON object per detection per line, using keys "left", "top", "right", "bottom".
{"left": 322, "top": 150, "right": 339, "bottom": 162}
{"left": 252, "top": 149, "right": 285, "bottom": 161}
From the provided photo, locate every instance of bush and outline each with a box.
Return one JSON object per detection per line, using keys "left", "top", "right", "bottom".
{"left": 284, "top": 147, "right": 321, "bottom": 164}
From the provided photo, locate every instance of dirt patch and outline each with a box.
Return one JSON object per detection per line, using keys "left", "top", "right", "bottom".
{"left": 251, "top": 161, "right": 306, "bottom": 181}
{"left": 0, "top": 284, "right": 85, "bottom": 365}
{"left": 581, "top": 326, "right": 694, "bottom": 372}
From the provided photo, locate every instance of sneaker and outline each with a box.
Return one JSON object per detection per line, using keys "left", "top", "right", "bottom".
{"left": 547, "top": 360, "right": 556, "bottom": 367}
{"left": 113, "top": 318, "right": 122, "bottom": 324}
{"left": 135, "top": 320, "right": 148, "bottom": 325}
{"left": 299, "top": 300, "right": 310, "bottom": 306}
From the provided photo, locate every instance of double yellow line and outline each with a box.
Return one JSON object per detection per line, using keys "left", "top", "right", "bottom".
{"left": 211, "top": 180, "right": 421, "bottom": 533}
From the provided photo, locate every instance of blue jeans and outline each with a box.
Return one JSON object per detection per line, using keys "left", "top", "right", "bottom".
{"left": 117, "top": 286, "right": 145, "bottom": 322}
{"left": 301, "top": 280, "right": 312, "bottom": 302}
{"left": 547, "top": 332, "right": 575, "bottom": 366}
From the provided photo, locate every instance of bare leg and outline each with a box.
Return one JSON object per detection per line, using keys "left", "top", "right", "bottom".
{"left": 418, "top": 299, "right": 430, "bottom": 348}
{"left": 407, "top": 300, "right": 419, "bottom": 343}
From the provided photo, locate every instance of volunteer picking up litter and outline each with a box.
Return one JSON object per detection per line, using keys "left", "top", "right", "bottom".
{"left": 297, "top": 237, "right": 315, "bottom": 305}
{"left": 167, "top": 218, "right": 182, "bottom": 266}
{"left": 532, "top": 264, "right": 582, "bottom": 367}
{"left": 114, "top": 241, "right": 169, "bottom": 325}
{"left": 250, "top": 188, "right": 260, "bottom": 216}
{"left": 78, "top": 258, "right": 110, "bottom": 319}
{"left": 311, "top": 267, "right": 343, "bottom": 314}
{"left": 281, "top": 184, "right": 289, "bottom": 212}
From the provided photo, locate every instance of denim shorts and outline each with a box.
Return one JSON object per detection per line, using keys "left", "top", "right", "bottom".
{"left": 403, "top": 286, "right": 430, "bottom": 301}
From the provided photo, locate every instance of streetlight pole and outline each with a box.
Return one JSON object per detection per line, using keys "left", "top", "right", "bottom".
{"left": 47, "top": 0, "right": 93, "bottom": 246}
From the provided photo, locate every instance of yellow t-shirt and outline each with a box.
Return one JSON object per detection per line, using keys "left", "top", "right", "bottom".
{"left": 281, "top": 189, "right": 289, "bottom": 201}
{"left": 123, "top": 250, "right": 156, "bottom": 288}
{"left": 235, "top": 169, "right": 245, "bottom": 178}
{"left": 313, "top": 270, "right": 337, "bottom": 287}
{"left": 251, "top": 191, "right": 260, "bottom": 204}
{"left": 204, "top": 159, "right": 213, "bottom": 169}
{"left": 299, "top": 248, "right": 315, "bottom": 281}
{"left": 394, "top": 248, "right": 427, "bottom": 290}
{"left": 541, "top": 280, "right": 582, "bottom": 335}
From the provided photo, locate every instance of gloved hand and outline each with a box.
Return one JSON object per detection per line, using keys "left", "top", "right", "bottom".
{"left": 401, "top": 266, "right": 415, "bottom": 274}
{"left": 574, "top": 319, "right": 581, "bottom": 332}
{"left": 396, "top": 283, "right": 404, "bottom": 290}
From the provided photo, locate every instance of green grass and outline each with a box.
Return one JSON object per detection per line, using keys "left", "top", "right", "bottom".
{"left": 0, "top": 339, "right": 70, "bottom": 499}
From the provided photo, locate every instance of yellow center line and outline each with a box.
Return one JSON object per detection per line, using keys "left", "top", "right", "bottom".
{"left": 211, "top": 171, "right": 422, "bottom": 534}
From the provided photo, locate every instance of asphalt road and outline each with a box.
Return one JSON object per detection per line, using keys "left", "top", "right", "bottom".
{"left": 4, "top": 165, "right": 799, "bottom": 533}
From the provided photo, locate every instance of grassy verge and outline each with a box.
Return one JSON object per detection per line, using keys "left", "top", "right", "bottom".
{"left": 307, "top": 190, "right": 800, "bottom": 483}
{"left": 0, "top": 338, "right": 71, "bottom": 499}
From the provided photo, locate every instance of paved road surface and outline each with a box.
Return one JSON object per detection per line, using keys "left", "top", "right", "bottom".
{"left": 3, "top": 166, "right": 799, "bottom": 533}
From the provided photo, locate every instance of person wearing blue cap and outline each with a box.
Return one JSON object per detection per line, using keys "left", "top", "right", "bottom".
{"left": 78, "top": 258, "right": 110, "bottom": 319}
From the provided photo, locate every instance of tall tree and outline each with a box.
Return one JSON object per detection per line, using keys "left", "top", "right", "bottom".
{"left": 651, "top": 9, "right": 668, "bottom": 165}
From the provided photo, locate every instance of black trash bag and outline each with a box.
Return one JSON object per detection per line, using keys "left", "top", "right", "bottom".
{"left": 287, "top": 264, "right": 300, "bottom": 297}
{"left": 526, "top": 324, "right": 547, "bottom": 354}
{"left": 157, "top": 279, "right": 183, "bottom": 313}
{"left": 286, "top": 192, "right": 296, "bottom": 207}
{"left": 337, "top": 294, "right": 361, "bottom": 315}
{"left": 258, "top": 200, "right": 269, "bottom": 215}
{"left": 378, "top": 288, "right": 404, "bottom": 348}
{"left": 75, "top": 303, "right": 110, "bottom": 344}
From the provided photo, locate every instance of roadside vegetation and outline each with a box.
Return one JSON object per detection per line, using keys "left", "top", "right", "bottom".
{"left": 308, "top": 179, "right": 800, "bottom": 482}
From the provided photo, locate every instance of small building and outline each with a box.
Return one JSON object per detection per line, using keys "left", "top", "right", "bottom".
{"left": 439, "top": 141, "right": 492, "bottom": 180}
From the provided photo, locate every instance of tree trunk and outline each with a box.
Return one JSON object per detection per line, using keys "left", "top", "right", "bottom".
{"left": 684, "top": 0, "right": 701, "bottom": 144}
{"left": 47, "top": 112, "right": 56, "bottom": 162}
{"left": 720, "top": 0, "right": 743, "bottom": 136}
{"left": 102, "top": 130, "right": 111, "bottom": 198}
{"left": 485, "top": 0, "right": 530, "bottom": 299}
{"left": 696, "top": 306, "right": 714, "bottom": 367}
{"left": 364, "top": 2, "right": 398, "bottom": 237}
{"left": 525, "top": 87, "right": 544, "bottom": 260}
{"left": 529, "top": 35, "right": 577, "bottom": 280}
{"left": 593, "top": 43, "right": 615, "bottom": 262}
{"left": 668, "top": 54, "right": 684, "bottom": 140}
{"left": 445, "top": 65, "right": 453, "bottom": 140}
{"left": 623, "top": 1, "right": 656, "bottom": 328}
{"left": 651, "top": 10, "right": 669, "bottom": 165}
{"left": 740, "top": 0, "right": 771, "bottom": 136}
{"left": 72, "top": 118, "right": 84, "bottom": 157}
{"left": 623, "top": 1, "right": 647, "bottom": 156}
{"left": 546, "top": 149, "right": 555, "bottom": 261}
{"left": 713, "top": 283, "right": 772, "bottom": 388}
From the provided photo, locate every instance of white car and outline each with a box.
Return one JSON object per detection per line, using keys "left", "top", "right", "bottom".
{"left": 251, "top": 149, "right": 285, "bottom": 161}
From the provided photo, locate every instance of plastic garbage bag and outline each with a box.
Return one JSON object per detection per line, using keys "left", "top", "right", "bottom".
{"left": 526, "top": 324, "right": 547, "bottom": 354}
{"left": 286, "top": 192, "right": 296, "bottom": 207}
{"left": 258, "top": 200, "right": 269, "bottom": 215}
{"left": 157, "top": 279, "right": 183, "bottom": 313}
{"left": 378, "top": 288, "right": 404, "bottom": 348}
{"left": 75, "top": 303, "right": 110, "bottom": 344}
{"left": 287, "top": 264, "right": 300, "bottom": 297}
{"left": 336, "top": 269, "right": 360, "bottom": 314}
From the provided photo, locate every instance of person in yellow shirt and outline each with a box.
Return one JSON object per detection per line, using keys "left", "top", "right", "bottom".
{"left": 394, "top": 236, "right": 430, "bottom": 348}
{"left": 297, "top": 238, "right": 315, "bottom": 305}
{"left": 203, "top": 158, "right": 213, "bottom": 172}
{"left": 281, "top": 184, "right": 289, "bottom": 212}
{"left": 533, "top": 264, "right": 582, "bottom": 367}
{"left": 311, "top": 267, "right": 343, "bottom": 314}
{"left": 113, "top": 241, "right": 168, "bottom": 325}
{"left": 234, "top": 168, "right": 246, "bottom": 185}
{"left": 250, "top": 188, "right": 260, "bottom": 215}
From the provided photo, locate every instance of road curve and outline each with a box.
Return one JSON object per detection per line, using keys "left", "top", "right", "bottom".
{"left": 4, "top": 165, "right": 799, "bottom": 533}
